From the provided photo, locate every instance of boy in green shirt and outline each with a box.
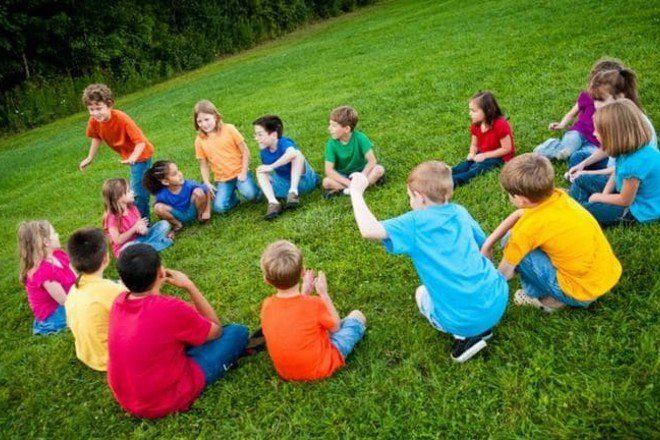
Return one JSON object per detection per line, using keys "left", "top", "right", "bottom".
{"left": 323, "top": 106, "right": 385, "bottom": 198}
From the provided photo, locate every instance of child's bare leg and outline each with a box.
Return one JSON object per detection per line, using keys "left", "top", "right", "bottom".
{"left": 289, "top": 154, "right": 305, "bottom": 194}
{"left": 366, "top": 164, "right": 385, "bottom": 186}
{"left": 539, "top": 296, "right": 566, "bottom": 310}
{"left": 322, "top": 176, "right": 348, "bottom": 192}
{"left": 257, "top": 170, "right": 279, "bottom": 205}
{"left": 154, "top": 203, "right": 183, "bottom": 231}
{"left": 192, "top": 188, "right": 211, "bottom": 222}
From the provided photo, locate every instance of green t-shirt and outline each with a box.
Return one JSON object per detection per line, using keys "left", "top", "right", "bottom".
{"left": 324, "top": 130, "right": 373, "bottom": 175}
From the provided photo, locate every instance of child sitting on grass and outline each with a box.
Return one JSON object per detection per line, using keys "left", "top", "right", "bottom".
{"left": 451, "top": 91, "right": 515, "bottom": 187}
{"left": 78, "top": 84, "right": 154, "bottom": 218}
{"left": 260, "top": 240, "right": 366, "bottom": 381}
{"left": 143, "top": 160, "right": 211, "bottom": 232}
{"left": 65, "top": 228, "right": 123, "bottom": 371}
{"left": 18, "top": 221, "right": 76, "bottom": 335}
{"left": 253, "top": 115, "right": 319, "bottom": 220}
{"left": 102, "top": 178, "right": 173, "bottom": 258}
{"left": 322, "top": 106, "right": 385, "bottom": 198}
{"left": 349, "top": 162, "right": 508, "bottom": 363}
{"left": 194, "top": 100, "right": 260, "bottom": 213}
{"left": 481, "top": 154, "right": 621, "bottom": 312}
{"left": 107, "top": 244, "right": 250, "bottom": 418}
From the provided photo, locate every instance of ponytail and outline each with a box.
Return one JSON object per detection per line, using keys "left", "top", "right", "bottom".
{"left": 142, "top": 160, "right": 173, "bottom": 195}
{"left": 618, "top": 68, "right": 642, "bottom": 110}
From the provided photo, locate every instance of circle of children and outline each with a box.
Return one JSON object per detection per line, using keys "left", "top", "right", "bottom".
{"left": 16, "top": 57, "right": 659, "bottom": 419}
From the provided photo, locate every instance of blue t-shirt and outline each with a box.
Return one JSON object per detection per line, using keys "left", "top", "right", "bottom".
{"left": 380, "top": 204, "right": 508, "bottom": 337}
{"left": 615, "top": 144, "right": 660, "bottom": 222}
{"left": 260, "top": 136, "right": 298, "bottom": 179}
{"left": 155, "top": 180, "right": 207, "bottom": 212}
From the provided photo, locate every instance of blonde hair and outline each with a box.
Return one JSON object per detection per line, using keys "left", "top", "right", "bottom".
{"left": 594, "top": 99, "right": 653, "bottom": 157}
{"left": 260, "top": 240, "right": 303, "bottom": 290}
{"left": 193, "top": 100, "right": 222, "bottom": 135}
{"left": 407, "top": 161, "right": 454, "bottom": 203}
{"left": 330, "top": 106, "right": 358, "bottom": 131}
{"left": 82, "top": 84, "right": 114, "bottom": 106}
{"left": 499, "top": 154, "right": 555, "bottom": 202}
{"left": 102, "top": 178, "right": 130, "bottom": 225}
{"left": 18, "top": 220, "right": 53, "bottom": 283}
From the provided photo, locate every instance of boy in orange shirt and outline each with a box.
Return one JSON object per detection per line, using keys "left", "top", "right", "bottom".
{"left": 260, "top": 241, "right": 366, "bottom": 381}
{"left": 79, "top": 84, "right": 154, "bottom": 219}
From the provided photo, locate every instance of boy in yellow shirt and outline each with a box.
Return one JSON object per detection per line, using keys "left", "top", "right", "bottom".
{"left": 481, "top": 153, "right": 621, "bottom": 312}
{"left": 65, "top": 228, "right": 123, "bottom": 371}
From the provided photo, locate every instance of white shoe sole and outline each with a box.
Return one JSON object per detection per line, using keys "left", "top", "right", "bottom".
{"left": 452, "top": 339, "right": 487, "bottom": 363}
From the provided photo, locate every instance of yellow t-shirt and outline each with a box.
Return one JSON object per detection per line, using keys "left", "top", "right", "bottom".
{"left": 194, "top": 123, "right": 246, "bottom": 182}
{"left": 503, "top": 189, "right": 621, "bottom": 301}
{"left": 65, "top": 274, "right": 124, "bottom": 371}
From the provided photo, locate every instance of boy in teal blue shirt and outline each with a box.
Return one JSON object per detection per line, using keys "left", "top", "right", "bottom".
{"left": 349, "top": 161, "right": 508, "bottom": 363}
{"left": 323, "top": 106, "right": 385, "bottom": 198}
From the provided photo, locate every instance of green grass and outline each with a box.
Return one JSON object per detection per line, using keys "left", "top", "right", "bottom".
{"left": 1, "top": 0, "right": 659, "bottom": 438}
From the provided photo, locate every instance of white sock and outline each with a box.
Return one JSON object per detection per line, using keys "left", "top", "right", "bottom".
{"left": 289, "top": 188, "right": 298, "bottom": 196}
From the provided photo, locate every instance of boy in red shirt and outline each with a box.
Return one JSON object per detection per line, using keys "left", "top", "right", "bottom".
{"left": 107, "top": 244, "right": 249, "bottom": 418}
{"left": 260, "top": 240, "right": 366, "bottom": 381}
{"left": 79, "top": 84, "right": 154, "bottom": 218}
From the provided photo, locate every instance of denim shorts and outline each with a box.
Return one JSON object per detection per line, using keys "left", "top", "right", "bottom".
{"left": 33, "top": 305, "right": 67, "bottom": 335}
{"left": 329, "top": 317, "right": 366, "bottom": 358}
{"left": 187, "top": 324, "right": 249, "bottom": 386}
{"left": 171, "top": 203, "right": 198, "bottom": 224}
{"left": 270, "top": 165, "right": 319, "bottom": 199}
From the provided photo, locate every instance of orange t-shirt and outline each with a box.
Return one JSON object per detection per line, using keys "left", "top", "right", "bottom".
{"left": 194, "top": 123, "right": 246, "bottom": 182}
{"left": 260, "top": 295, "right": 344, "bottom": 381}
{"left": 86, "top": 109, "right": 154, "bottom": 162}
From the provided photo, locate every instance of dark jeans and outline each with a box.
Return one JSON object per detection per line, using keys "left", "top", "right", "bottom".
{"left": 187, "top": 324, "right": 249, "bottom": 386}
{"left": 452, "top": 158, "right": 504, "bottom": 187}
{"left": 569, "top": 174, "right": 637, "bottom": 227}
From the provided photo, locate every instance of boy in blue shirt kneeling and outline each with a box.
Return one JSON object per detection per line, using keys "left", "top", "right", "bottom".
{"left": 349, "top": 161, "right": 508, "bottom": 362}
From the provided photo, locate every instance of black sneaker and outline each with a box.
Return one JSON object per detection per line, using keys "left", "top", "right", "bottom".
{"left": 324, "top": 190, "right": 341, "bottom": 200}
{"left": 375, "top": 173, "right": 387, "bottom": 186}
{"left": 450, "top": 330, "right": 493, "bottom": 363}
{"left": 243, "top": 328, "right": 266, "bottom": 357}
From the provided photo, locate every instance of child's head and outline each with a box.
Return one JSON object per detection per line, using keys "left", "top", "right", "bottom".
{"left": 587, "top": 57, "right": 624, "bottom": 83}
{"left": 117, "top": 244, "right": 162, "bottom": 293}
{"left": 499, "top": 153, "right": 555, "bottom": 207}
{"left": 142, "top": 160, "right": 184, "bottom": 194}
{"left": 102, "top": 178, "right": 133, "bottom": 215}
{"left": 67, "top": 228, "right": 109, "bottom": 275}
{"left": 82, "top": 84, "right": 113, "bottom": 122}
{"left": 589, "top": 67, "right": 641, "bottom": 109}
{"left": 328, "top": 106, "right": 358, "bottom": 139}
{"left": 17, "top": 220, "right": 58, "bottom": 283}
{"left": 260, "top": 240, "right": 303, "bottom": 290}
{"left": 194, "top": 100, "right": 222, "bottom": 135}
{"left": 406, "top": 161, "right": 453, "bottom": 209}
{"left": 469, "top": 91, "right": 503, "bottom": 126}
{"left": 594, "top": 99, "right": 653, "bottom": 157}
{"left": 253, "top": 115, "right": 284, "bottom": 148}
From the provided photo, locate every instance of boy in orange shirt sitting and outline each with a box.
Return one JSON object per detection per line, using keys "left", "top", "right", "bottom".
{"left": 260, "top": 241, "right": 366, "bottom": 381}
{"left": 79, "top": 84, "right": 154, "bottom": 219}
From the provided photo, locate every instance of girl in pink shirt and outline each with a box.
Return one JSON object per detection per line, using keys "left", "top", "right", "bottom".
{"left": 18, "top": 221, "right": 76, "bottom": 335}
{"left": 102, "top": 178, "right": 173, "bottom": 258}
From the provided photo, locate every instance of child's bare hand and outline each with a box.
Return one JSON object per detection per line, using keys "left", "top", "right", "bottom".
{"left": 466, "top": 152, "right": 475, "bottom": 161}
{"left": 79, "top": 157, "right": 92, "bottom": 171}
{"left": 120, "top": 158, "right": 137, "bottom": 165}
{"left": 256, "top": 165, "right": 273, "bottom": 174}
{"left": 301, "top": 269, "right": 315, "bottom": 295}
{"left": 349, "top": 172, "right": 368, "bottom": 194}
{"left": 549, "top": 122, "right": 563, "bottom": 131}
{"left": 164, "top": 269, "right": 195, "bottom": 290}
{"left": 237, "top": 171, "right": 248, "bottom": 182}
{"left": 480, "top": 245, "right": 493, "bottom": 261}
{"left": 135, "top": 218, "right": 149, "bottom": 235}
{"left": 204, "top": 183, "right": 216, "bottom": 199}
{"left": 473, "top": 153, "right": 486, "bottom": 163}
{"left": 315, "top": 271, "right": 329, "bottom": 297}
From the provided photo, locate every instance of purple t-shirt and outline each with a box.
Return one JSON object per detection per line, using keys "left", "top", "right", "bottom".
{"left": 569, "top": 91, "right": 599, "bottom": 147}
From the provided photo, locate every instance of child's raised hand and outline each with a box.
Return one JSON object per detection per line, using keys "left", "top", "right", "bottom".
{"left": 315, "top": 271, "right": 329, "bottom": 297}
{"left": 301, "top": 269, "right": 315, "bottom": 295}
{"left": 349, "top": 172, "right": 369, "bottom": 194}
{"left": 164, "top": 269, "right": 195, "bottom": 290}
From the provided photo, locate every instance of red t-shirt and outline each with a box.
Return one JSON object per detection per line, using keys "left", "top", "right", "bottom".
{"left": 107, "top": 293, "right": 211, "bottom": 418}
{"left": 470, "top": 117, "right": 515, "bottom": 162}
{"left": 86, "top": 109, "right": 154, "bottom": 162}
{"left": 260, "top": 295, "right": 344, "bottom": 381}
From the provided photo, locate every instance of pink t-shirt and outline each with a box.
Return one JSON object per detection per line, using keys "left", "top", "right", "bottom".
{"left": 25, "top": 250, "right": 76, "bottom": 321}
{"left": 107, "top": 293, "right": 211, "bottom": 419}
{"left": 103, "top": 205, "right": 140, "bottom": 257}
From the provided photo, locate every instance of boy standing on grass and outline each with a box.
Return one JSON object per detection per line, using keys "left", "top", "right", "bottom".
{"left": 323, "top": 106, "right": 385, "bottom": 198}
{"left": 78, "top": 84, "right": 154, "bottom": 219}
{"left": 349, "top": 162, "right": 508, "bottom": 363}
{"left": 65, "top": 228, "right": 123, "bottom": 371}
{"left": 481, "top": 153, "right": 621, "bottom": 312}
{"left": 107, "top": 244, "right": 249, "bottom": 418}
{"left": 260, "top": 240, "right": 366, "bottom": 381}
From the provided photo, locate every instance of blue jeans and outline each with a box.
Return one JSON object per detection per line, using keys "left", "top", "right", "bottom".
{"left": 171, "top": 203, "right": 198, "bottom": 224}
{"left": 329, "top": 317, "right": 366, "bottom": 359}
{"left": 131, "top": 220, "right": 173, "bottom": 252}
{"left": 452, "top": 158, "right": 504, "bottom": 187}
{"left": 130, "top": 159, "right": 152, "bottom": 219}
{"left": 270, "top": 163, "right": 319, "bottom": 198}
{"left": 213, "top": 173, "right": 260, "bottom": 213}
{"left": 187, "top": 324, "right": 249, "bottom": 386}
{"left": 569, "top": 174, "right": 637, "bottom": 227}
{"left": 33, "top": 305, "right": 67, "bottom": 335}
{"left": 568, "top": 148, "right": 609, "bottom": 171}
{"left": 534, "top": 130, "right": 594, "bottom": 160}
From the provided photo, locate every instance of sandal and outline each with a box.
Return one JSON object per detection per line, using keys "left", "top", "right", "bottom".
{"left": 513, "top": 289, "right": 556, "bottom": 313}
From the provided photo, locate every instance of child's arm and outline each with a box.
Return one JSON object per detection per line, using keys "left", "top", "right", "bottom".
{"left": 349, "top": 173, "right": 388, "bottom": 240}
{"left": 314, "top": 271, "right": 341, "bottom": 332}
{"left": 481, "top": 209, "right": 524, "bottom": 260}
{"left": 198, "top": 159, "right": 216, "bottom": 197}
{"left": 237, "top": 141, "right": 251, "bottom": 181}
{"left": 567, "top": 166, "right": 614, "bottom": 182}
{"left": 566, "top": 149, "right": 609, "bottom": 178}
{"left": 325, "top": 161, "right": 352, "bottom": 187}
{"left": 106, "top": 218, "right": 148, "bottom": 246}
{"left": 165, "top": 269, "right": 222, "bottom": 340}
{"left": 549, "top": 103, "right": 580, "bottom": 130}
{"left": 120, "top": 142, "right": 146, "bottom": 165}
{"left": 42, "top": 281, "right": 68, "bottom": 305}
{"left": 467, "top": 135, "right": 478, "bottom": 160}
{"left": 256, "top": 147, "right": 300, "bottom": 173}
{"left": 361, "top": 150, "right": 377, "bottom": 176}
{"left": 475, "top": 135, "right": 513, "bottom": 162}
{"left": 589, "top": 177, "right": 639, "bottom": 207}
{"left": 79, "top": 138, "right": 102, "bottom": 171}
{"left": 498, "top": 260, "right": 517, "bottom": 280}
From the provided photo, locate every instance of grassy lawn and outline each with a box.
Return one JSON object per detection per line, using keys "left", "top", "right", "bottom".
{"left": 1, "top": 0, "right": 658, "bottom": 437}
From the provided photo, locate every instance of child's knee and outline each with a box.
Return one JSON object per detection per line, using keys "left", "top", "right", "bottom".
{"left": 192, "top": 188, "right": 205, "bottom": 200}
{"left": 153, "top": 203, "right": 168, "bottom": 216}
{"left": 347, "top": 309, "right": 366, "bottom": 325}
